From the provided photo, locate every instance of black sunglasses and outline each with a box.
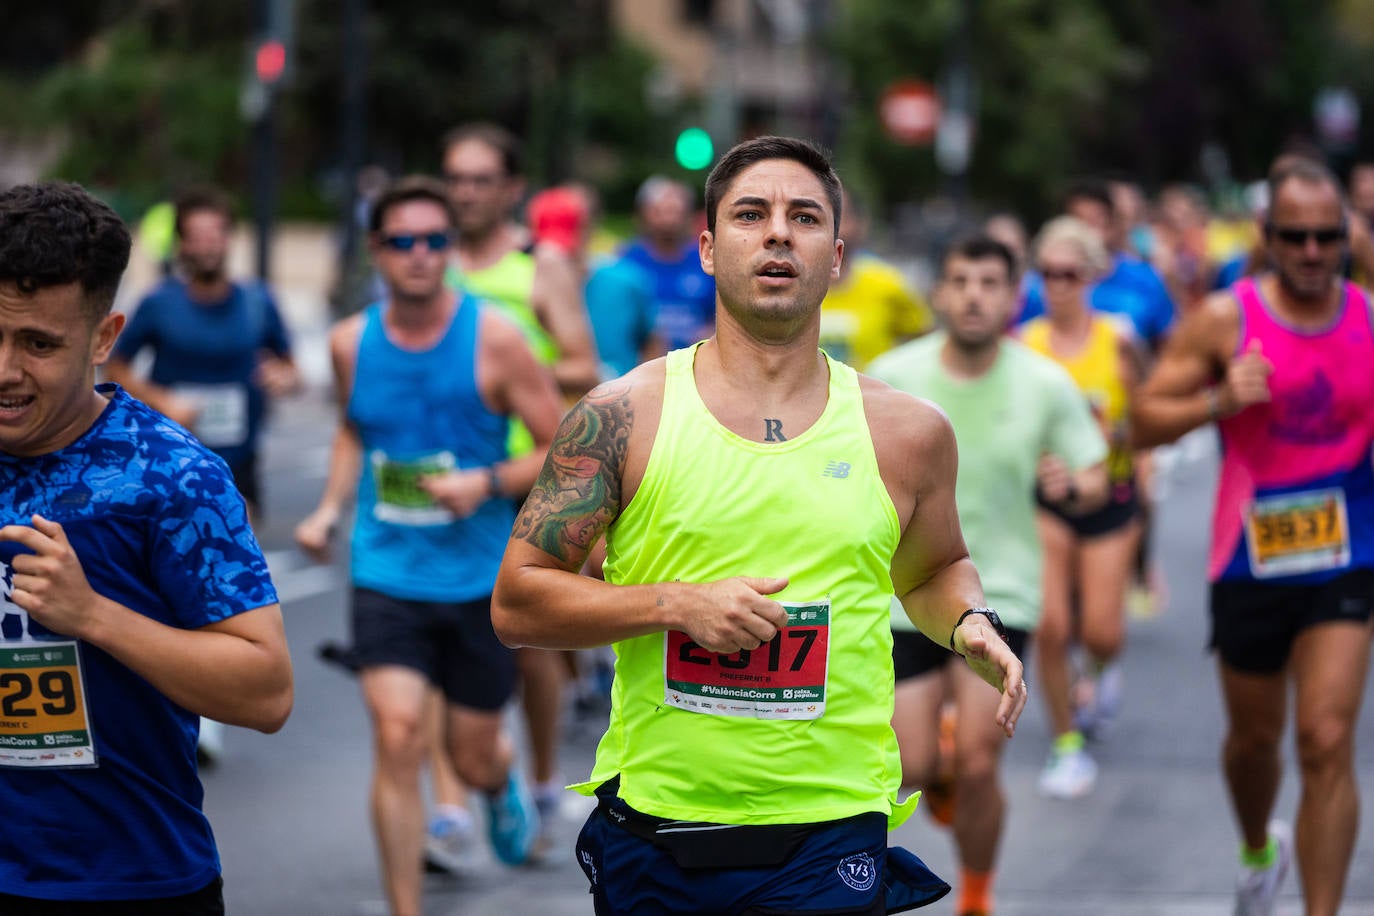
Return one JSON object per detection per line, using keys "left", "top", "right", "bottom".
{"left": 1266, "top": 224, "right": 1347, "bottom": 246}
{"left": 380, "top": 232, "right": 451, "bottom": 252}
{"left": 1040, "top": 267, "right": 1085, "bottom": 283}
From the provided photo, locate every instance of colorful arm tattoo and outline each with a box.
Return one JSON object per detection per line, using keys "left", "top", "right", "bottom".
{"left": 512, "top": 381, "right": 632, "bottom": 563}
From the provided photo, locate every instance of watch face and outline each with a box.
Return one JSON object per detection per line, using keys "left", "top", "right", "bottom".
{"left": 979, "top": 609, "right": 1006, "bottom": 638}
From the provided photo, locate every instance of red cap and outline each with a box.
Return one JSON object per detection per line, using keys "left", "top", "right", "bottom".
{"left": 528, "top": 187, "right": 589, "bottom": 256}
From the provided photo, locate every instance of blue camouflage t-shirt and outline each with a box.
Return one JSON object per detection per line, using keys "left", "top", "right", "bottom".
{"left": 0, "top": 385, "right": 277, "bottom": 901}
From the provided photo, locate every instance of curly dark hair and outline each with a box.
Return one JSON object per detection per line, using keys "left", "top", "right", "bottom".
{"left": 0, "top": 181, "right": 131, "bottom": 317}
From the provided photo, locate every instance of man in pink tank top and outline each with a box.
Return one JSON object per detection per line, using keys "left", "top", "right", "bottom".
{"left": 1134, "top": 159, "right": 1374, "bottom": 916}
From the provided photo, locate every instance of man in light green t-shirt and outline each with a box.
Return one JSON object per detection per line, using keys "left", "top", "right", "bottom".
{"left": 867, "top": 235, "right": 1107, "bottom": 916}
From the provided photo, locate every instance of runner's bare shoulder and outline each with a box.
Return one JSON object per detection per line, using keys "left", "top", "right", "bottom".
{"left": 858, "top": 374, "right": 952, "bottom": 449}
{"left": 858, "top": 374, "right": 956, "bottom": 496}
{"left": 1184, "top": 287, "right": 1245, "bottom": 365}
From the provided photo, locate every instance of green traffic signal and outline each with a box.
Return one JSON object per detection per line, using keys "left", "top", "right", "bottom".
{"left": 675, "top": 128, "right": 714, "bottom": 170}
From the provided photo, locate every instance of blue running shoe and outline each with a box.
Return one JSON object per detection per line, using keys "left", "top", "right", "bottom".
{"left": 485, "top": 770, "right": 540, "bottom": 866}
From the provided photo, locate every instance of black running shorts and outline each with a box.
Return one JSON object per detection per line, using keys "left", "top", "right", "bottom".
{"left": 892, "top": 627, "right": 1030, "bottom": 682}
{"left": 1209, "top": 568, "right": 1374, "bottom": 674}
{"left": 1037, "top": 480, "right": 1139, "bottom": 538}
{"left": 349, "top": 587, "right": 518, "bottom": 710}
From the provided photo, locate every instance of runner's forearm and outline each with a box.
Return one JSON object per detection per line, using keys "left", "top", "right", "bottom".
{"left": 1069, "top": 463, "right": 1110, "bottom": 512}
{"left": 553, "top": 354, "right": 602, "bottom": 397}
{"left": 1131, "top": 389, "right": 1214, "bottom": 448}
{"left": 492, "top": 449, "right": 548, "bottom": 499}
{"left": 493, "top": 561, "right": 686, "bottom": 650}
{"left": 896, "top": 556, "right": 987, "bottom": 650}
{"left": 312, "top": 424, "right": 363, "bottom": 518}
{"left": 80, "top": 599, "right": 292, "bottom": 732}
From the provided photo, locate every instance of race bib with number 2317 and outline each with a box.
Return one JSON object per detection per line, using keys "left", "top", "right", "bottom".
{"left": 664, "top": 599, "right": 830, "bottom": 720}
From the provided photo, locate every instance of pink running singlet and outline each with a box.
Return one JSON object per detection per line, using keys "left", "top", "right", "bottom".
{"left": 1209, "top": 278, "right": 1374, "bottom": 584}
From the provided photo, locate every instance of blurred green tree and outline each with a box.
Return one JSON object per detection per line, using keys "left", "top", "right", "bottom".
{"left": 0, "top": 5, "right": 249, "bottom": 217}
{"left": 834, "top": 0, "right": 1145, "bottom": 220}
{"left": 833, "top": 0, "right": 1350, "bottom": 220}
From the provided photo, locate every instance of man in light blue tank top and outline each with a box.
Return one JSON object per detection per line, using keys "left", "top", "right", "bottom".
{"left": 294, "top": 177, "right": 564, "bottom": 916}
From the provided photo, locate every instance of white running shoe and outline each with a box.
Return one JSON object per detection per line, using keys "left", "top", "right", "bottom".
{"left": 1234, "top": 820, "right": 1292, "bottom": 916}
{"left": 424, "top": 814, "right": 480, "bottom": 876}
{"left": 1037, "top": 746, "right": 1098, "bottom": 799}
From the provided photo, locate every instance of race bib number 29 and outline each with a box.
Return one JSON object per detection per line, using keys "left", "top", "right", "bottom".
{"left": 664, "top": 600, "right": 830, "bottom": 720}
{"left": 0, "top": 641, "right": 97, "bottom": 769}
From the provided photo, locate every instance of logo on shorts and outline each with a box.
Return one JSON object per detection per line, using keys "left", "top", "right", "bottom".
{"left": 836, "top": 852, "right": 877, "bottom": 891}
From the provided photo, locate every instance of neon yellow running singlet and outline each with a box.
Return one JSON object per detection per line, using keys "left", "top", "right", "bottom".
{"left": 572, "top": 344, "right": 918, "bottom": 829}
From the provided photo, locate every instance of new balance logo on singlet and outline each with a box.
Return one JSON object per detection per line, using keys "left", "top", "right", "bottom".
{"left": 822, "top": 461, "right": 851, "bottom": 479}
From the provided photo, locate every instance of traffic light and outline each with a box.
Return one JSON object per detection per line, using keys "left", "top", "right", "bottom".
{"left": 674, "top": 127, "right": 714, "bottom": 171}
{"left": 255, "top": 39, "right": 287, "bottom": 87}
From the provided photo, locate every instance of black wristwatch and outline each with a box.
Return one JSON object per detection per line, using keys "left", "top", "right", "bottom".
{"left": 949, "top": 607, "right": 1007, "bottom": 654}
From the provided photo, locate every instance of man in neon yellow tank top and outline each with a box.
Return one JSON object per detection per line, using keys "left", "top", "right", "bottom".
{"left": 493, "top": 136, "right": 1028, "bottom": 916}
{"left": 442, "top": 122, "right": 599, "bottom": 397}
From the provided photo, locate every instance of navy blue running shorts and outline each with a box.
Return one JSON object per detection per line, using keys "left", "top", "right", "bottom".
{"left": 349, "top": 587, "right": 517, "bottom": 710}
{"left": 574, "top": 790, "right": 949, "bottom": 915}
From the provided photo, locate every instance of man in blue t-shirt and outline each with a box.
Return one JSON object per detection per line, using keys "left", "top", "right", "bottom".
{"left": 107, "top": 186, "right": 300, "bottom": 519}
{"left": 0, "top": 183, "right": 292, "bottom": 912}
{"left": 619, "top": 176, "right": 716, "bottom": 352}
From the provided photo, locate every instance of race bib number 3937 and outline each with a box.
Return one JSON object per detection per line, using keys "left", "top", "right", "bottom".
{"left": 1245, "top": 487, "right": 1350, "bottom": 579}
{"left": 0, "top": 641, "right": 97, "bottom": 769}
{"left": 664, "top": 600, "right": 830, "bottom": 720}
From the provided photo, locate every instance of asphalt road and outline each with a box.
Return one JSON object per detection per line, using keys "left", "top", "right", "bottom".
{"left": 203, "top": 391, "right": 1374, "bottom": 916}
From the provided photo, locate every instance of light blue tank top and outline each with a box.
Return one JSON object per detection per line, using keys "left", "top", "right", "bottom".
{"left": 347, "top": 296, "right": 513, "bottom": 601}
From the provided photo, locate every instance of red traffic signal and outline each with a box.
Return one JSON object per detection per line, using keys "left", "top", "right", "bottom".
{"left": 255, "top": 39, "right": 287, "bottom": 85}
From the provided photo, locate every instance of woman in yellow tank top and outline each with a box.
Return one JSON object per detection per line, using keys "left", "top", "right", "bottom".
{"left": 1019, "top": 216, "right": 1144, "bottom": 800}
